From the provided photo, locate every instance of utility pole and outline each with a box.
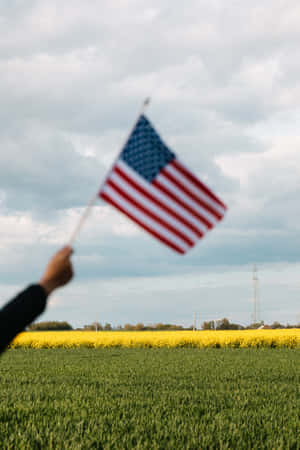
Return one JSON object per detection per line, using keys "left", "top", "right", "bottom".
{"left": 252, "top": 264, "right": 259, "bottom": 324}
{"left": 193, "top": 312, "right": 196, "bottom": 331}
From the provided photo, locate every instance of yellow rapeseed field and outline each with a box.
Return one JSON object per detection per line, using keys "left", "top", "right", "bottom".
{"left": 10, "top": 329, "right": 300, "bottom": 349}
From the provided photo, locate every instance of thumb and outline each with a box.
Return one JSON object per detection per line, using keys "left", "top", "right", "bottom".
{"left": 59, "top": 246, "right": 74, "bottom": 258}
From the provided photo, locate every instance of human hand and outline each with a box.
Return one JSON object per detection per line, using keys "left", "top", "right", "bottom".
{"left": 39, "top": 246, "right": 74, "bottom": 295}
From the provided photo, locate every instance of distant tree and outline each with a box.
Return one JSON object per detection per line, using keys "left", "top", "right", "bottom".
{"left": 271, "top": 321, "right": 283, "bottom": 329}
{"left": 216, "top": 318, "right": 231, "bottom": 330}
{"left": 201, "top": 321, "right": 215, "bottom": 330}
{"left": 135, "top": 323, "right": 145, "bottom": 331}
{"left": 83, "top": 323, "right": 102, "bottom": 331}
{"left": 153, "top": 323, "right": 183, "bottom": 330}
{"left": 124, "top": 323, "right": 135, "bottom": 331}
{"left": 201, "top": 318, "right": 244, "bottom": 330}
{"left": 28, "top": 321, "right": 72, "bottom": 331}
{"left": 167, "top": 324, "right": 183, "bottom": 330}
{"left": 171, "top": 325, "right": 184, "bottom": 330}
{"left": 86, "top": 322, "right": 103, "bottom": 331}
{"left": 104, "top": 322, "right": 112, "bottom": 331}
{"left": 216, "top": 318, "right": 243, "bottom": 330}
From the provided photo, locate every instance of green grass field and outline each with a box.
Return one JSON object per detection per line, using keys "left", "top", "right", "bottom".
{"left": 0, "top": 348, "right": 299, "bottom": 449}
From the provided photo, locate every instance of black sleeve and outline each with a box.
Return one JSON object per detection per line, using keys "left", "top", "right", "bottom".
{"left": 0, "top": 285, "right": 47, "bottom": 354}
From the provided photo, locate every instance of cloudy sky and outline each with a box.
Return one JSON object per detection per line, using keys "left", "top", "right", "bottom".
{"left": 1, "top": 0, "right": 300, "bottom": 328}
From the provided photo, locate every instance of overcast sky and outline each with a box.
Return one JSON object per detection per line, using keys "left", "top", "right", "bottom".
{"left": 1, "top": 0, "right": 300, "bottom": 328}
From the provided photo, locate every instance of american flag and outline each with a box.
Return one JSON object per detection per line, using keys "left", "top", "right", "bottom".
{"left": 99, "top": 115, "right": 227, "bottom": 254}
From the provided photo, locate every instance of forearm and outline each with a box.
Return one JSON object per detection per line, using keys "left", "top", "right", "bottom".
{"left": 0, "top": 285, "right": 47, "bottom": 354}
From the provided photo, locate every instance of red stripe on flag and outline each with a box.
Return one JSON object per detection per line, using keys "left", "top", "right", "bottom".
{"left": 114, "top": 166, "right": 204, "bottom": 238}
{"left": 161, "top": 169, "right": 223, "bottom": 220}
{"left": 152, "top": 179, "right": 214, "bottom": 229}
{"left": 107, "top": 178, "right": 194, "bottom": 247}
{"left": 172, "top": 160, "right": 227, "bottom": 210}
{"left": 99, "top": 191, "right": 186, "bottom": 254}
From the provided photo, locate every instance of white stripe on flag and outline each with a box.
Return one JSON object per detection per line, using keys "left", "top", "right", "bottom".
{"left": 102, "top": 184, "right": 190, "bottom": 253}
{"left": 105, "top": 178, "right": 194, "bottom": 246}
{"left": 173, "top": 159, "right": 227, "bottom": 210}
{"left": 116, "top": 160, "right": 208, "bottom": 234}
{"left": 110, "top": 171, "right": 199, "bottom": 243}
{"left": 156, "top": 172, "right": 218, "bottom": 226}
{"left": 165, "top": 163, "right": 226, "bottom": 216}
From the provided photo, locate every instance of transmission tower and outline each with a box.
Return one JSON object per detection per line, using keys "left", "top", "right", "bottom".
{"left": 252, "top": 264, "right": 259, "bottom": 324}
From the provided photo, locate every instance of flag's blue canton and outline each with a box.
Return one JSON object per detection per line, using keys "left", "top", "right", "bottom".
{"left": 120, "top": 115, "right": 175, "bottom": 182}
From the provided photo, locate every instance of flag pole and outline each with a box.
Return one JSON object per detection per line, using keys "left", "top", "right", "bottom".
{"left": 68, "top": 97, "right": 151, "bottom": 246}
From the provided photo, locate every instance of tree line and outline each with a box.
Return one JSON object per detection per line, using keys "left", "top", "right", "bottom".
{"left": 28, "top": 321, "right": 186, "bottom": 331}
{"left": 28, "top": 321, "right": 72, "bottom": 331}
{"left": 201, "top": 318, "right": 300, "bottom": 330}
{"left": 28, "top": 318, "right": 300, "bottom": 331}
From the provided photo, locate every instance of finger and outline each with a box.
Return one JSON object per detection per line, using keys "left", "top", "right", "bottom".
{"left": 58, "top": 246, "right": 74, "bottom": 258}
